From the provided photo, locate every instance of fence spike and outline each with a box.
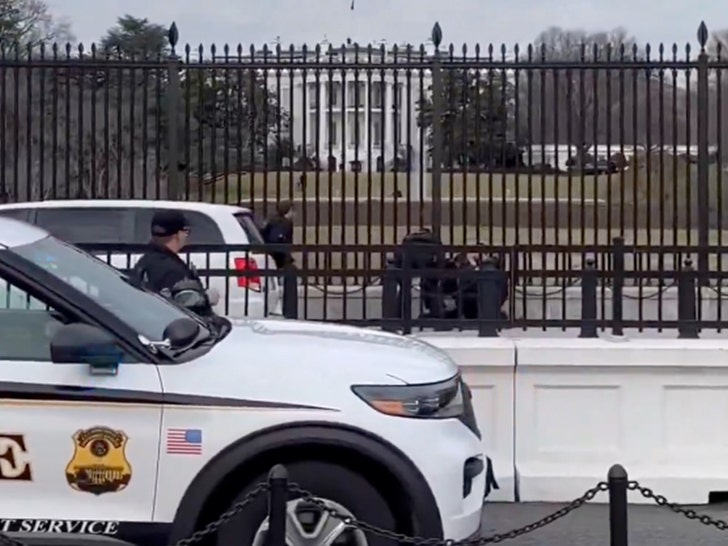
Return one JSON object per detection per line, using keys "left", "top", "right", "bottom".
{"left": 431, "top": 22, "right": 442, "bottom": 48}
{"left": 168, "top": 22, "right": 179, "bottom": 49}
{"left": 697, "top": 21, "right": 708, "bottom": 49}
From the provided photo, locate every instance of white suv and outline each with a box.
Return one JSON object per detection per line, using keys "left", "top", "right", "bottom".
{"left": 0, "top": 217, "right": 485, "bottom": 546}
{"left": 0, "top": 200, "right": 282, "bottom": 318}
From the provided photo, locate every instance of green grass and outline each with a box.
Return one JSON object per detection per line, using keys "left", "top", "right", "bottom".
{"left": 195, "top": 171, "right": 605, "bottom": 202}
{"left": 193, "top": 158, "right": 728, "bottom": 278}
{"left": 293, "top": 226, "right": 728, "bottom": 280}
{"left": 295, "top": 225, "right": 728, "bottom": 245}
{"left": 193, "top": 154, "right": 725, "bottom": 207}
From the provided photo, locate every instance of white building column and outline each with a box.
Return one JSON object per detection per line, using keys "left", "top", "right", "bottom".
{"left": 384, "top": 80, "right": 394, "bottom": 158}
{"left": 319, "top": 82, "right": 327, "bottom": 152}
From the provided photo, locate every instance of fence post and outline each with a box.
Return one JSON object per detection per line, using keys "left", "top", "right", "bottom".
{"left": 580, "top": 257, "right": 598, "bottom": 338}
{"left": 611, "top": 237, "right": 625, "bottom": 337}
{"left": 401, "top": 247, "right": 413, "bottom": 335}
{"left": 477, "top": 257, "right": 502, "bottom": 337}
{"left": 381, "top": 263, "right": 400, "bottom": 332}
{"left": 282, "top": 263, "right": 298, "bottom": 319}
{"left": 264, "top": 465, "right": 289, "bottom": 546}
{"left": 678, "top": 258, "right": 699, "bottom": 339}
{"left": 696, "top": 21, "right": 710, "bottom": 288}
{"left": 429, "top": 22, "right": 443, "bottom": 239}
{"left": 165, "top": 22, "right": 183, "bottom": 200}
{"left": 608, "top": 464, "right": 629, "bottom": 546}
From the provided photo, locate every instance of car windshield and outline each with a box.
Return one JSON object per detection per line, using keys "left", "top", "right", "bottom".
{"left": 10, "top": 235, "right": 201, "bottom": 341}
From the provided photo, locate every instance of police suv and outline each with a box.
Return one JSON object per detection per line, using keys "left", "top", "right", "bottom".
{"left": 0, "top": 200, "right": 282, "bottom": 318}
{"left": 0, "top": 217, "right": 486, "bottom": 546}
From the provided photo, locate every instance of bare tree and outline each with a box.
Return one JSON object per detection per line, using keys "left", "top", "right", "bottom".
{"left": 523, "top": 27, "right": 638, "bottom": 151}
{"left": 523, "top": 27, "right": 694, "bottom": 158}
{"left": 1, "top": 54, "right": 167, "bottom": 201}
{"left": 0, "top": 0, "right": 73, "bottom": 47}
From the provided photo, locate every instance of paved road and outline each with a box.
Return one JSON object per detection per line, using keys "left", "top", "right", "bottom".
{"left": 481, "top": 502, "right": 728, "bottom": 545}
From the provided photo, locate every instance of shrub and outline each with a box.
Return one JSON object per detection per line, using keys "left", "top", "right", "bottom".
{"left": 598, "top": 151, "right": 725, "bottom": 229}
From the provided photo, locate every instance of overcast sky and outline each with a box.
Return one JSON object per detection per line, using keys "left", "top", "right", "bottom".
{"left": 45, "top": 0, "right": 722, "bottom": 52}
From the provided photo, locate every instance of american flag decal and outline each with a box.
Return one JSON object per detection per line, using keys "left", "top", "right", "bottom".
{"left": 166, "top": 428, "right": 202, "bottom": 455}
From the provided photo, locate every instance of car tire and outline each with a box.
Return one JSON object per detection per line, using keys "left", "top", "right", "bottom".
{"left": 215, "top": 460, "right": 398, "bottom": 546}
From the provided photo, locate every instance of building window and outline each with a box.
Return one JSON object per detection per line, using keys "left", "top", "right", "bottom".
{"left": 372, "top": 117, "right": 382, "bottom": 147}
{"left": 346, "top": 82, "right": 365, "bottom": 108}
{"left": 392, "top": 112, "right": 402, "bottom": 145}
{"left": 347, "top": 113, "right": 364, "bottom": 147}
{"left": 371, "top": 81, "right": 384, "bottom": 109}
{"left": 307, "top": 83, "right": 318, "bottom": 109}
{"left": 392, "top": 83, "right": 403, "bottom": 113}
{"left": 326, "top": 81, "right": 342, "bottom": 108}
{"left": 308, "top": 113, "right": 319, "bottom": 142}
{"left": 328, "top": 118, "right": 340, "bottom": 147}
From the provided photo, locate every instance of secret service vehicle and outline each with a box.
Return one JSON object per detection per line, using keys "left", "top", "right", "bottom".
{"left": 0, "top": 217, "right": 485, "bottom": 546}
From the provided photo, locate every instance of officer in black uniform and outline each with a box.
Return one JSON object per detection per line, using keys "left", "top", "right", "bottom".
{"left": 130, "top": 210, "right": 218, "bottom": 317}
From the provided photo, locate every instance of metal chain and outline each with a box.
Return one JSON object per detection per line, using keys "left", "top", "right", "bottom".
{"left": 173, "top": 482, "right": 269, "bottom": 546}
{"left": 463, "top": 482, "right": 609, "bottom": 545}
{"left": 290, "top": 481, "right": 608, "bottom": 545}
{"left": 628, "top": 481, "right": 728, "bottom": 531}
{"left": 28, "top": 478, "right": 728, "bottom": 546}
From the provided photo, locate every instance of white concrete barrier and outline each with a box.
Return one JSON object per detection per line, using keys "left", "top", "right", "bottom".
{"left": 425, "top": 335, "right": 728, "bottom": 505}
{"left": 418, "top": 336, "right": 517, "bottom": 502}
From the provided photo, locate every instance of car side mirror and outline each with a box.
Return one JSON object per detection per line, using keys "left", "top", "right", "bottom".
{"left": 162, "top": 318, "right": 199, "bottom": 350}
{"left": 50, "top": 323, "right": 123, "bottom": 375}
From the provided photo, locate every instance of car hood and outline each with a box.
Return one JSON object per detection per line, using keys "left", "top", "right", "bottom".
{"left": 204, "top": 317, "right": 459, "bottom": 385}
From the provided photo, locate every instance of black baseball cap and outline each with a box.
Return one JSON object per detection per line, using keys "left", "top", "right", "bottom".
{"left": 151, "top": 210, "right": 189, "bottom": 237}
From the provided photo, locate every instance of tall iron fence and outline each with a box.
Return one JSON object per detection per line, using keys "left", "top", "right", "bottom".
{"left": 1, "top": 21, "right": 727, "bottom": 276}
{"left": 78, "top": 241, "right": 728, "bottom": 335}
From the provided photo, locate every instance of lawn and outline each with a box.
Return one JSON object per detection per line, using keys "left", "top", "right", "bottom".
{"left": 196, "top": 171, "right": 605, "bottom": 203}
{"left": 293, "top": 225, "right": 728, "bottom": 281}
{"left": 191, "top": 161, "right": 728, "bottom": 277}
{"left": 195, "top": 158, "right": 722, "bottom": 209}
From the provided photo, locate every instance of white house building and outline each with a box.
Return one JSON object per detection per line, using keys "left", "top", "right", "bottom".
{"left": 260, "top": 43, "right": 433, "bottom": 172}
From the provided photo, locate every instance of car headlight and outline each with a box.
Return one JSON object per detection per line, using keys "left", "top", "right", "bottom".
{"left": 352, "top": 375, "right": 464, "bottom": 418}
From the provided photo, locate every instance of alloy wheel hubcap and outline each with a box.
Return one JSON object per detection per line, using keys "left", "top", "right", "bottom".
{"left": 252, "top": 497, "right": 368, "bottom": 546}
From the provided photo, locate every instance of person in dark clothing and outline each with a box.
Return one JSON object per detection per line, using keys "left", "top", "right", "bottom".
{"left": 261, "top": 200, "right": 295, "bottom": 269}
{"left": 130, "top": 210, "right": 219, "bottom": 317}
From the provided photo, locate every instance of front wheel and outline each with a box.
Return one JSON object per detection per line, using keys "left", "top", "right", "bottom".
{"left": 216, "top": 461, "right": 397, "bottom": 546}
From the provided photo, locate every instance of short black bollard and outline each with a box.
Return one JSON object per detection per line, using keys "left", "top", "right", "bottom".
{"left": 678, "top": 258, "right": 699, "bottom": 339}
{"left": 281, "top": 265, "right": 298, "bottom": 319}
{"left": 477, "top": 257, "right": 503, "bottom": 337}
{"left": 264, "top": 465, "right": 289, "bottom": 546}
{"left": 381, "top": 264, "right": 400, "bottom": 332}
{"left": 580, "top": 257, "right": 598, "bottom": 338}
{"left": 608, "top": 464, "right": 629, "bottom": 546}
{"left": 611, "top": 237, "right": 625, "bottom": 337}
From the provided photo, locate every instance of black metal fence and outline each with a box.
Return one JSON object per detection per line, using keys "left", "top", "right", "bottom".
{"left": 80, "top": 241, "right": 728, "bottom": 335}
{"left": 2, "top": 21, "right": 728, "bottom": 279}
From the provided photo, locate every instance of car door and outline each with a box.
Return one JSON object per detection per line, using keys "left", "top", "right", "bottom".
{"left": 0, "top": 270, "right": 162, "bottom": 527}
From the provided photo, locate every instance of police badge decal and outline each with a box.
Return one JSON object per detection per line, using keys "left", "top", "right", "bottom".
{"left": 65, "top": 427, "right": 132, "bottom": 495}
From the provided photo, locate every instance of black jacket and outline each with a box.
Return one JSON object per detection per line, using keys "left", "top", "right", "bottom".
{"left": 130, "top": 243, "right": 213, "bottom": 316}
{"left": 261, "top": 215, "right": 294, "bottom": 269}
